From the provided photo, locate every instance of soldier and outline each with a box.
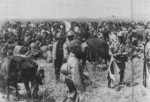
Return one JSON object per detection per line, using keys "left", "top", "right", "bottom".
{"left": 13, "top": 40, "right": 23, "bottom": 56}
{"left": 63, "top": 30, "right": 75, "bottom": 62}
{"left": 109, "top": 32, "right": 129, "bottom": 86}
{"left": 1, "top": 43, "right": 8, "bottom": 56}
{"left": 25, "top": 40, "right": 40, "bottom": 57}
{"left": 28, "top": 40, "right": 38, "bottom": 53}
{"left": 145, "top": 25, "right": 150, "bottom": 62}
{"left": 52, "top": 32, "right": 64, "bottom": 82}
{"left": 61, "top": 40, "right": 85, "bottom": 102}
{"left": 144, "top": 26, "right": 150, "bottom": 87}
{"left": 145, "top": 24, "right": 150, "bottom": 42}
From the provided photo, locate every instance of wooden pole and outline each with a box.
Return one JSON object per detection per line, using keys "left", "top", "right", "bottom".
{"left": 143, "top": 41, "right": 147, "bottom": 87}
{"left": 131, "top": 1, "right": 134, "bottom": 101}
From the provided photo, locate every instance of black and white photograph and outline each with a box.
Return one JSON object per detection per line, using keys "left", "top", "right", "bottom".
{"left": 0, "top": 0, "right": 150, "bottom": 102}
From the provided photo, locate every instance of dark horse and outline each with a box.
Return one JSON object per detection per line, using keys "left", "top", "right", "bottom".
{"left": 81, "top": 38, "right": 111, "bottom": 71}
{"left": 0, "top": 56, "right": 45, "bottom": 101}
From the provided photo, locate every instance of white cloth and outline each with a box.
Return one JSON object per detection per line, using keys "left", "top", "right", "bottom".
{"left": 64, "top": 21, "right": 71, "bottom": 32}
{"left": 13, "top": 45, "right": 23, "bottom": 55}
{"left": 74, "top": 26, "right": 80, "bottom": 33}
{"left": 81, "top": 42, "right": 88, "bottom": 52}
{"left": 145, "top": 42, "right": 150, "bottom": 59}
{"left": 63, "top": 41, "right": 70, "bottom": 60}
{"left": 146, "top": 63, "right": 150, "bottom": 88}
{"left": 108, "top": 55, "right": 120, "bottom": 84}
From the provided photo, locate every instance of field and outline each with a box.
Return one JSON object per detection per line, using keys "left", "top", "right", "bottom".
{"left": 0, "top": 57, "right": 150, "bottom": 102}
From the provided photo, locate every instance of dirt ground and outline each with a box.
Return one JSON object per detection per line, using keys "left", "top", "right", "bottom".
{"left": 0, "top": 58, "right": 150, "bottom": 102}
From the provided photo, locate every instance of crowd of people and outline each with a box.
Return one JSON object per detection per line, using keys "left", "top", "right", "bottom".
{"left": 0, "top": 20, "right": 150, "bottom": 101}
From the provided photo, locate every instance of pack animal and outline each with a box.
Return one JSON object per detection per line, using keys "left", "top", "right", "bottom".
{"left": 0, "top": 56, "right": 44, "bottom": 100}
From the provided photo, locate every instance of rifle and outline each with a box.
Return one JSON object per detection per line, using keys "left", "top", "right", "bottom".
{"left": 143, "top": 41, "right": 147, "bottom": 87}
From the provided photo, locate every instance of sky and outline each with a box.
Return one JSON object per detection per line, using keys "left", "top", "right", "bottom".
{"left": 0, "top": 0, "right": 150, "bottom": 21}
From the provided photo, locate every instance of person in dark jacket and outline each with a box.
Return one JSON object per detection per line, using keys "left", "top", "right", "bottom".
{"left": 109, "top": 32, "right": 129, "bottom": 86}
{"left": 52, "top": 32, "right": 64, "bottom": 82}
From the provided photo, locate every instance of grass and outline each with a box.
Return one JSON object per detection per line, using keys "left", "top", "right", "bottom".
{"left": 0, "top": 58, "right": 150, "bottom": 102}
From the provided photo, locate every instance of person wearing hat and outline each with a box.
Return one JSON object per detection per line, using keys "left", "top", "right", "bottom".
{"left": 1, "top": 43, "right": 8, "bottom": 56}
{"left": 24, "top": 39, "right": 40, "bottom": 57}
{"left": 13, "top": 39, "right": 23, "bottom": 56}
{"left": 63, "top": 30, "right": 75, "bottom": 62}
{"left": 109, "top": 31, "right": 129, "bottom": 86}
{"left": 145, "top": 30, "right": 150, "bottom": 61}
{"left": 28, "top": 40, "right": 39, "bottom": 53}
{"left": 144, "top": 30, "right": 150, "bottom": 88}
{"left": 145, "top": 24, "right": 150, "bottom": 42}
{"left": 61, "top": 40, "right": 85, "bottom": 101}
{"left": 52, "top": 32, "right": 64, "bottom": 83}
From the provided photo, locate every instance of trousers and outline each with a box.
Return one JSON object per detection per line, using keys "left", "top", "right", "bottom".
{"left": 54, "top": 58, "right": 63, "bottom": 80}
{"left": 116, "top": 62, "right": 125, "bottom": 84}
{"left": 107, "top": 61, "right": 125, "bottom": 87}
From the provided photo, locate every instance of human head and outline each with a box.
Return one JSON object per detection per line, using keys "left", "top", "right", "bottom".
{"left": 69, "top": 40, "right": 82, "bottom": 59}
{"left": 66, "top": 30, "right": 75, "bottom": 41}
{"left": 17, "top": 39, "right": 22, "bottom": 46}
{"left": 56, "top": 32, "right": 63, "bottom": 42}
{"left": 35, "top": 40, "right": 40, "bottom": 47}
{"left": 147, "top": 30, "right": 150, "bottom": 41}
{"left": 117, "top": 32, "right": 124, "bottom": 43}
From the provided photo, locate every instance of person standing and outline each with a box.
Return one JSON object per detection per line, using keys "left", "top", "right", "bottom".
{"left": 144, "top": 26, "right": 150, "bottom": 87}
{"left": 109, "top": 32, "right": 129, "bottom": 87}
{"left": 61, "top": 40, "right": 85, "bottom": 102}
{"left": 52, "top": 32, "right": 64, "bottom": 82}
{"left": 63, "top": 30, "right": 75, "bottom": 62}
{"left": 145, "top": 25, "right": 150, "bottom": 73}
